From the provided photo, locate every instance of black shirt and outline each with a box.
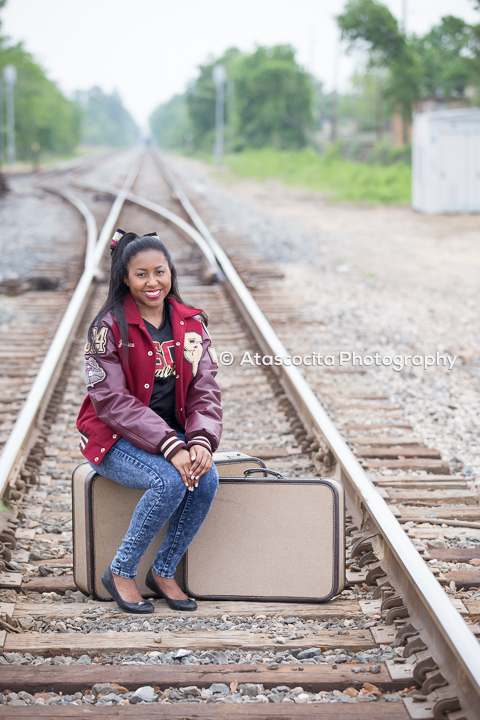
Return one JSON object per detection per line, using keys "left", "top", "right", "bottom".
{"left": 144, "top": 315, "right": 183, "bottom": 433}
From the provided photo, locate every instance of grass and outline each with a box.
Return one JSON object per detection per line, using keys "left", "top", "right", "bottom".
{"left": 219, "top": 147, "right": 411, "bottom": 205}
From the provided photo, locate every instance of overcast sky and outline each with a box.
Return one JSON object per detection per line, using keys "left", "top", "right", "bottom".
{"left": 2, "top": 0, "right": 478, "bottom": 129}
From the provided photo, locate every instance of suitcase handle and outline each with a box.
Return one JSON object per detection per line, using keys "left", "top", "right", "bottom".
{"left": 243, "top": 468, "right": 284, "bottom": 478}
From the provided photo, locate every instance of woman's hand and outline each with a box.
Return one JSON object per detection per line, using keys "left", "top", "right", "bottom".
{"left": 170, "top": 449, "right": 194, "bottom": 490}
{"left": 189, "top": 445, "right": 212, "bottom": 486}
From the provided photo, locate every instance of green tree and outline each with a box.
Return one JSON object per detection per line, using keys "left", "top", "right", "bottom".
{"left": 234, "top": 45, "right": 313, "bottom": 149}
{"left": 413, "top": 16, "right": 473, "bottom": 98}
{"left": 349, "top": 68, "right": 389, "bottom": 136}
{"left": 184, "top": 45, "right": 313, "bottom": 151}
{"left": 459, "top": 3, "right": 480, "bottom": 94}
{"left": 0, "top": 0, "right": 6, "bottom": 188}
{"left": 1, "top": 44, "right": 81, "bottom": 159}
{"left": 0, "top": 0, "right": 80, "bottom": 162}
{"left": 337, "top": 0, "right": 421, "bottom": 136}
{"left": 186, "top": 47, "right": 242, "bottom": 151}
{"left": 337, "top": 0, "right": 480, "bottom": 139}
{"left": 470, "top": 17, "right": 480, "bottom": 73}
{"left": 149, "top": 93, "right": 192, "bottom": 149}
{"left": 76, "top": 87, "right": 139, "bottom": 147}
{"left": 337, "top": 0, "right": 405, "bottom": 61}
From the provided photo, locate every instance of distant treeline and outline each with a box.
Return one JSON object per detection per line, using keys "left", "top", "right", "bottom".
{"left": 75, "top": 87, "right": 139, "bottom": 149}
{"left": 150, "top": 1, "right": 480, "bottom": 154}
{"left": 0, "top": 20, "right": 80, "bottom": 159}
{"left": 149, "top": 45, "right": 313, "bottom": 152}
{"left": 0, "top": 0, "right": 139, "bottom": 163}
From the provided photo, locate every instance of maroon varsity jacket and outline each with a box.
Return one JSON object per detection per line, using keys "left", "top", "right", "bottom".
{"left": 76, "top": 293, "right": 222, "bottom": 465}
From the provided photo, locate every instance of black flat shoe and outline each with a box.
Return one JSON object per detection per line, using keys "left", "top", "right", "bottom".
{"left": 145, "top": 567, "right": 197, "bottom": 611}
{"left": 101, "top": 567, "right": 154, "bottom": 614}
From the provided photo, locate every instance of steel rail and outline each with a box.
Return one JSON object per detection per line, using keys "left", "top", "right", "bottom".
{"left": 157, "top": 154, "right": 480, "bottom": 718}
{"left": 70, "top": 182, "right": 222, "bottom": 282}
{"left": 36, "top": 149, "right": 115, "bottom": 181}
{"left": 0, "top": 154, "right": 143, "bottom": 501}
{"left": 41, "top": 186, "right": 98, "bottom": 266}
{"left": 122, "top": 191, "right": 222, "bottom": 282}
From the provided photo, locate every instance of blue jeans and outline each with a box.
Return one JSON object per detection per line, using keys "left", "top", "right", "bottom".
{"left": 89, "top": 435, "right": 219, "bottom": 579}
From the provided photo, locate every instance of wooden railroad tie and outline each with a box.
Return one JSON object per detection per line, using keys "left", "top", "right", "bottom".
{"left": 0, "top": 701, "right": 412, "bottom": 718}
{"left": 0, "top": 662, "right": 410, "bottom": 694}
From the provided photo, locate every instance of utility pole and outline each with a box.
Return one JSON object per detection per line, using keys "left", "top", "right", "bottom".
{"left": 3, "top": 65, "right": 17, "bottom": 166}
{"left": 213, "top": 64, "right": 226, "bottom": 166}
{"left": 402, "top": 0, "right": 407, "bottom": 34}
{"left": 227, "top": 78, "right": 235, "bottom": 155}
{"left": 0, "top": 79, "right": 5, "bottom": 166}
{"left": 308, "top": 29, "right": 315, "bottom": 77}
{"left": 330, "top": 34, "right": 340, "bottom": 143}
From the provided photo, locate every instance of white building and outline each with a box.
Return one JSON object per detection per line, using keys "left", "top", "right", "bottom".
{"left": 412, "top": 108, "right": 480, "bottom": 214}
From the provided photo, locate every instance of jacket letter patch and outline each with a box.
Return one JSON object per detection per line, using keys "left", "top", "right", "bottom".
{"left": 85, "top": 357, "right": 106, "bottom": 387}
{"left": 85, "top": 327, "right": 108, "bottom": 355}
{"left": 184, "top": 331, "right": 203, "bottom": 377}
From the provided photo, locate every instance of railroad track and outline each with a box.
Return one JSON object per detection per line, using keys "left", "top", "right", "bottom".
{"left": 0, "top": 149, "right": 138, "bottom": 462}
{"left": 0, "top": 150, "right": 479, "bottom": 718}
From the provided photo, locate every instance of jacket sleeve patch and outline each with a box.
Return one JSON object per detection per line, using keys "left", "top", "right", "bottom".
{"left": 184, "top": 331, "right": 203, "bottom": 377}
{"left": 85, "top": 327, "right": 109, "bottom": 355}
{"left": 208, "top": 346, "right": 218, "bottom": 365}
{"left": 85, "top": 357, "right": 106, "bottom": 387}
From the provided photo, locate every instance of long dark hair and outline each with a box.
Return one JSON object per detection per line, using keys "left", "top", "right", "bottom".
{"left": 87, "top": 232, "right": 207, "bottom": 363}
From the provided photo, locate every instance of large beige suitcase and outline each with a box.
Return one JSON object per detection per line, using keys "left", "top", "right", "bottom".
{"left": 71, "top": 451, "right": 266, "bottom": 600}
{"left": 185, "top": 469, "right": 345, "bottom": 602}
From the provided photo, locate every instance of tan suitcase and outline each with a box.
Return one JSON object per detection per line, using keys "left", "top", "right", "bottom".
{"left": 185, "top": 469, "right": 345, "bottom": 602}
{"left": 71, "top": 451, "right": 266, "bottom": 600}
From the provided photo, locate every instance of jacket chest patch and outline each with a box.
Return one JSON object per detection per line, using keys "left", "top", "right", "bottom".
{"left": 154, "top": 340, "right": 176, "bottom": 378}
{"left": 183, "top": 331, "right": 203, "bottom": 377}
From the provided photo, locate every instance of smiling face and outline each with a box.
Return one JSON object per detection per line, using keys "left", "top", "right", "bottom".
{"left": 124, "top": 249, "right": 172, "bottom": 322}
